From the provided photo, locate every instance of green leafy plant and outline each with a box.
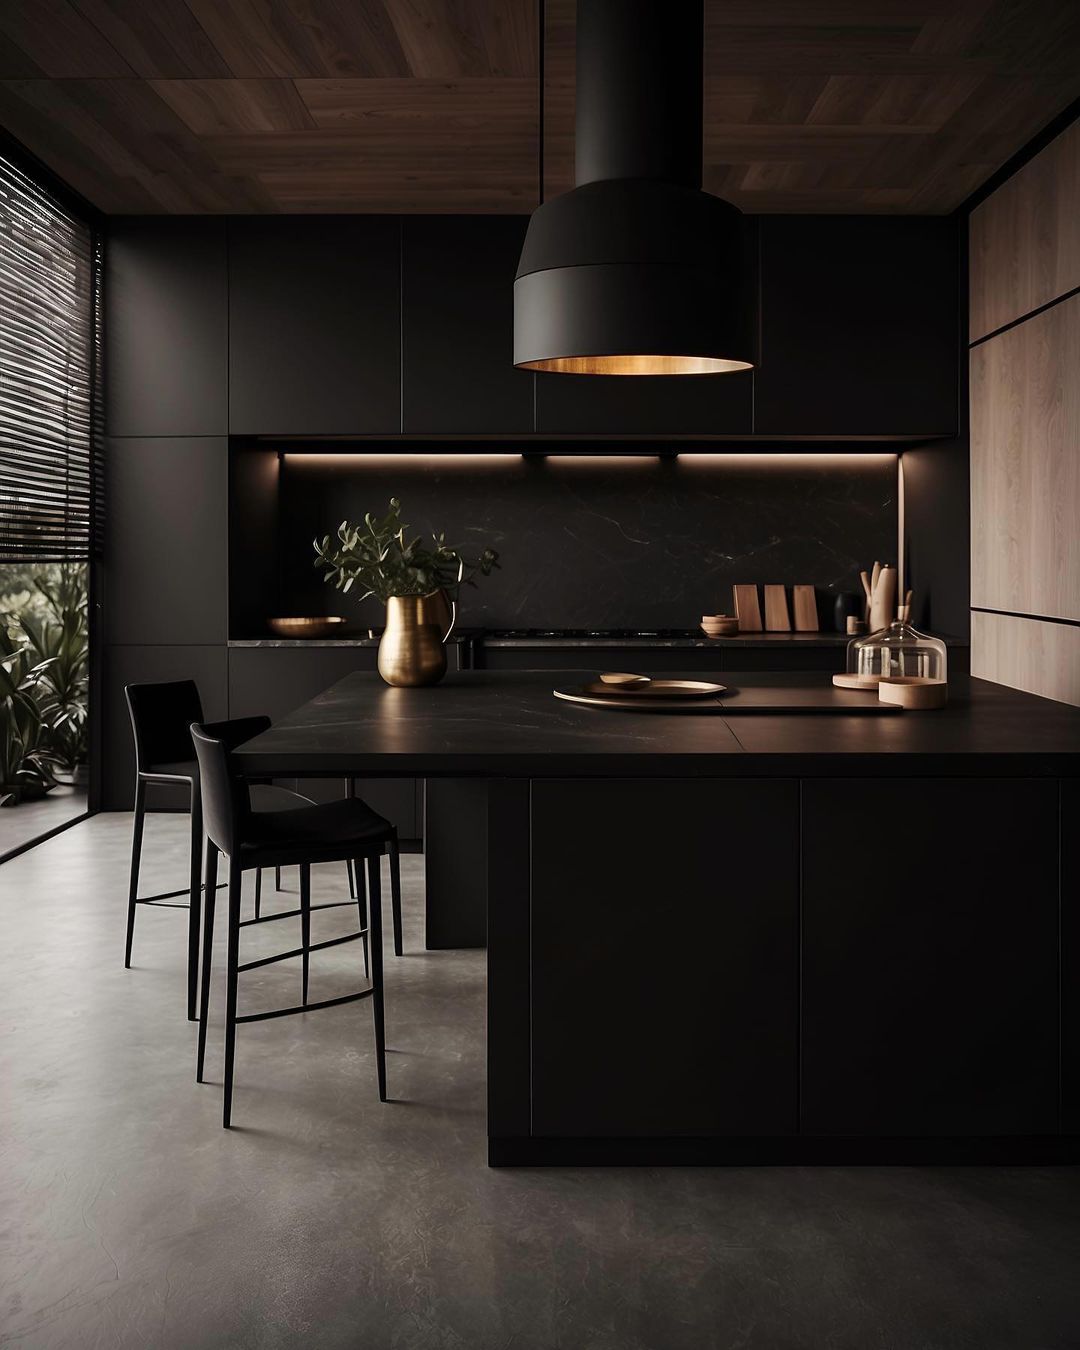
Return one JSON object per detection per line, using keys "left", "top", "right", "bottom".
{"left": 17, "top": 565, "right": 89, "bottom": 775}
{"left": 314, "top": 498, "right": 500, "bottom": 603}
{"left": 0, "top": 563, "right": 89, "bottom": 798}
{"left": 0, "top": 632, "right": 62, "bottom": 804}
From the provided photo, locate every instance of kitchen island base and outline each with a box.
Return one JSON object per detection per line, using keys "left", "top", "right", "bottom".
{"left": 232, "top": 672, "right": 1080, "bottom": 1167}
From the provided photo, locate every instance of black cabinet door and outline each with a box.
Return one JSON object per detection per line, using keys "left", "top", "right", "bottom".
{"left": 228, "top": 217, "right": 400, "bottom": 435}
{"left": 801, "top": 778, "right": 1059, "bottom": 1136}
{"left": 535, "top": 367, "right": 752, "bottom": 435}
{"left": 754, "top": 216, "right": 958, "bottom": 437}
{"left": 105, "top": 438, "right": 227, "bottom": 647}
{"left": 531, "top": 778, "right": 799, "bottom": 1137}
{"left": 106, "top": 218, "right": 227, "bottom": 437}
{"left": 227, "top": 646, "right": 417, "bottom": 837}
{"left": 402, "top": 217, "right": 534, "bottom": 434}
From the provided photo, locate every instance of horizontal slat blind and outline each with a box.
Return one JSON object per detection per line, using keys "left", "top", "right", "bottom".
{"left": 0, "top": 151, "right": 96, "bottom": 562}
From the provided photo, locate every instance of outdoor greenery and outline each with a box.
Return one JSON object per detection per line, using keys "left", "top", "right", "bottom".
{"left": 314, "top": 498, "right": 500, "bottom": 604}
{"left": 0, "top": 563, "right": 89, "bottom": 805}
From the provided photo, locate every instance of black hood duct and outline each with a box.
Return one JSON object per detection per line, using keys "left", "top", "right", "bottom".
{"left": 514, "top": 0, "right": 753, "bottom": 376}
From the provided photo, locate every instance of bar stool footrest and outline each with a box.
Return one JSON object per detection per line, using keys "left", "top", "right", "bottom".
{"left": 235, "top": 987, "right": 373, "bottom": 1024}
{"left": 237, "top": 929, "right": 365, "bottom": 973}
{"left": 239, "top": 898, "right": 357, "bottom": 929}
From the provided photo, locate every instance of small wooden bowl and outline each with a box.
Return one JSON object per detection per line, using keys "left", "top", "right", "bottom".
{"left": 878, "top": 676, "right": 948, "bottom": 710}
{"left": 701, "top": 618, "right": 739, "bottom": 637}
{"left": 268, "top": 616, "right": 347, "bottom": 640}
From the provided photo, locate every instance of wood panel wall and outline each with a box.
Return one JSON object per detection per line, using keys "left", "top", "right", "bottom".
{"left": 969, "top": 117, "right": 1080, "bottom": 706}
{"left": 969, "top": 119, "right": 1080, "bottom": 343}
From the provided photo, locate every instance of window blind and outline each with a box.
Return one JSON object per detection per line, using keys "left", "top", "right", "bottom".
{"left": 0, "top": 150, "right": 97, "bottom": 563}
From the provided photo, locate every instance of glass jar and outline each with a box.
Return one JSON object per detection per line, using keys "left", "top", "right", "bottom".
{"left": 847, "top": 620, "right": 947, "bottom": 682}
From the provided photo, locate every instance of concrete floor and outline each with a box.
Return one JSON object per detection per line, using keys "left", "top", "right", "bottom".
{"left": 0, "top": 785, "right": 87, "bottom": 859}
{"left": 2, "top": 814, "right": 1080, "bottom": 1350}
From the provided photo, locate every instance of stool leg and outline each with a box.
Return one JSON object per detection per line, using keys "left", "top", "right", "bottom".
{"left": 196, "top": 842, "right": 219, "bottom": 1083}
{"left": 355, "top": 856, "right": 369, "bottom": 978}
{"left": 254, "top": 868, "right": 262, "bottom": 920}
{"left": 187, "top": 784, "right": 203, "bottom": 1022}
{"left": 223, "top": 858, "right": 242, "bottom": 1129}
{"left": 124, "top": 778, "right": 146, "bottom": 968}
{"left": 300, "top": 862, "right": 311, "bottom": 1007}
{"left": 347, "top": 859, "right": 356, "bottom": 901}
{"left": 388, "top": 834, "right": 403, "bottom": 957}
{"left": 366, "top": 854, "right": 387, "bottom": 1102}
{"left": 274, "top": 866, "right": 282, "bottom": 892}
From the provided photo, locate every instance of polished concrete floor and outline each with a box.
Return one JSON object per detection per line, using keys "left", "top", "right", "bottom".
{"left": 2, "top": 813, "right": 1079, "bottom": 1350}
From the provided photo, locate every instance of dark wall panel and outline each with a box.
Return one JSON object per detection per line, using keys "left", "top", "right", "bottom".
{"left": 105, "top": 437, "right": 227, "bottom": 646}
{"left": 402, "top": 216, "right": 534, "bottom": 434}
{"left": 755, "top": 216, "right": 959, "bottom": 436}
{"left": 802, "top": 777, "right": 1059, "bottom": 1136}
{"left": 102, "top": 644, "right": 227, "bottom": 810}
{"left": 105, "top": 217, "right": 227, "bottom": 437}
{"left": 228, "top": 217, "right": 400, "bottom": 435}
{"left": 531, "top": 778, "right": 799, "bottom": 1137}
{"left": 901, "top": 438, "right": 970, "bottom": 639}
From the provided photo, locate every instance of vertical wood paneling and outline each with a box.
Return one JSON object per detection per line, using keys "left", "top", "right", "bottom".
{"left": 970, "top": 294, "right": 1080, "bottom": 622}
{"left": 971, "top": 611, "right": 1080, "bottom": 707}
{"left": 969, "top": 119, "right": 1080, "bottom": 342}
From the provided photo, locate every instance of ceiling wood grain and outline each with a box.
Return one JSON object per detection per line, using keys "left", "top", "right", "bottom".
{"left": 0, "top": 0, "right": 1076, "bottom": 213}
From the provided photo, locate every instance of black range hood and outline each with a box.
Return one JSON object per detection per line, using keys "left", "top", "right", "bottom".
{"left": 514, "top": 0, "right": 753, "bottom": 377}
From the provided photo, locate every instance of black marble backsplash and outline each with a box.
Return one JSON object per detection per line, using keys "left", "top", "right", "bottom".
{"left": 274, "top": 453, "right": 897, "bottom": 631}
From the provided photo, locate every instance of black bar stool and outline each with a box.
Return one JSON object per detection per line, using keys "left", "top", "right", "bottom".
{"left": 192, "top": 719, "right": 391, "bottom": 1127}
{"left": 124, "top": 682, "right": 400, "bottom": 1021}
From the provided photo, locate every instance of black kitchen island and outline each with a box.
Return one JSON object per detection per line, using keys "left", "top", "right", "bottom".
{"left": 234, "top": 671, "right": 1080, "bottom": 1166}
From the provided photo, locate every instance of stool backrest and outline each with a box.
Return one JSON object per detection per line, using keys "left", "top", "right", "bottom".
{"left": 189, "top": 717, "right": 271, "bottom": 857}
{"left": 125, "top": 680, "right": 204, "bottom": 773}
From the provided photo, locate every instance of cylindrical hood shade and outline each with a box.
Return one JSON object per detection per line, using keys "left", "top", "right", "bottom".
{"left": 514, "top": 0, "right": 754, "bottom": 376}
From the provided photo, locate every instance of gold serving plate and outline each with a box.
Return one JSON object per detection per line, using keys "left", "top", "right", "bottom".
{"left": 268, "top": 616, "right": 347, "bottom": 639}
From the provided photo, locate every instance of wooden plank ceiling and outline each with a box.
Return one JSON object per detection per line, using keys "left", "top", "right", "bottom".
{"left": 0, "top": 0, "right": 1077, "bottom": 214}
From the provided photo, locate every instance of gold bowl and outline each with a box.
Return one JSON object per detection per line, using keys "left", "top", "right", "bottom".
{"left": 268, "top": 616, "right": 348, "bottom": 640}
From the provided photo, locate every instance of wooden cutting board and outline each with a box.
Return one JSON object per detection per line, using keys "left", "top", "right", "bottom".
{"left": 764, "top": 584, "right": 791, "bottom": 632}
{"left": 732, "top": 584, "right": 762, "bottom": 632}
{"left": 793, "top": 585, "right": 819, "bottom": 631}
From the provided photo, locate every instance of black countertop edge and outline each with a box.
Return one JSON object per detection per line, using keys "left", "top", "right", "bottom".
{"left": 232, "top": 755, "right": 1080, "bottom": 778}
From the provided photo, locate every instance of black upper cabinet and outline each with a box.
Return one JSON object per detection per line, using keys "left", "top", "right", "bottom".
{"left": 106, "top": 218, "right": 227, "bottom": 437}
{"left": 402, "top": 217, "right": 534, "bottom": 434}
{"left": 535, "top": 366, "right": 753, "bottom": 435}
{"left": 755, "top": 216, "right": 958, "bottom": 437}
{"left": 228, "top": 217, "right": 400, "bottom": 435}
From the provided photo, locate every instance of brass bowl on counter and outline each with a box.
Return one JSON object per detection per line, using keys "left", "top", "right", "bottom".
{"left": 268, "top": 616, "right": 348, "bottom": 640}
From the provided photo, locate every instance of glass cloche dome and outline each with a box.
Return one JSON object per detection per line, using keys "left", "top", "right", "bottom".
{"left": 847, "top": 620, "right": 947, "bottom": 682}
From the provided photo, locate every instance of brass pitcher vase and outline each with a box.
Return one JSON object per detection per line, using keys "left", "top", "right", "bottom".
{"left": 378, "top": 591, "right": 455, "bottom": 687}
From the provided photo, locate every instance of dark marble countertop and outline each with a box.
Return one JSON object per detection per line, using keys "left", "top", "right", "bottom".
{"left": 233, "top": 671, "right": 1080, "bottom": 780}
